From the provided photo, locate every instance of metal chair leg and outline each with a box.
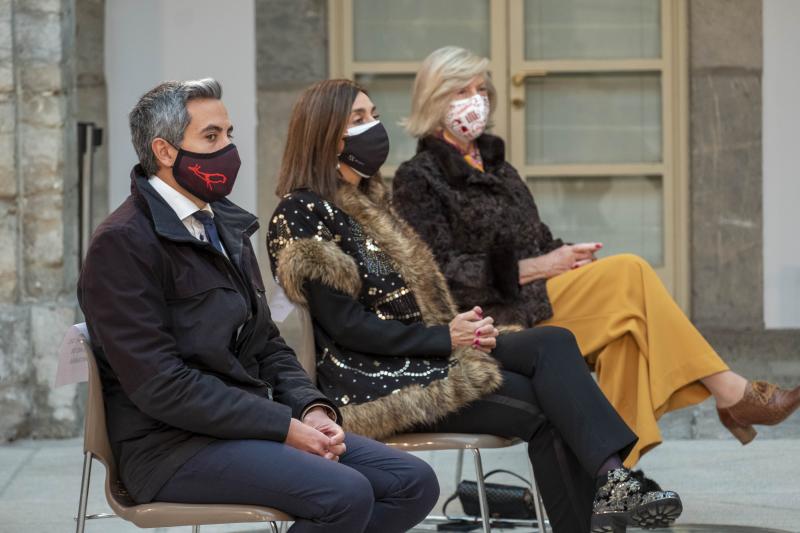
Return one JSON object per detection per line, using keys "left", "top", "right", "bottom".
{"left": 269, "top": 522, "right": 279, "bottom": 533}
{"left": 472, "top": 449, "right": 491, "bottom": 533}
{"left": 454, "top": 448, "right": 464, "bottom": 487}
{"left": 191, "top": 526, "right": 200, "bottom": 532}
{"left": 528, "top": 459, "right": 548, "bottom": 533}
{"left": 75, "top": 452, "right": 93, "bottom": 533}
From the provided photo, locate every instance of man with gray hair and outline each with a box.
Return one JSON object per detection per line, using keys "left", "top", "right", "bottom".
{"left": 77, "top": 79, "right": 439, "bottom": 533}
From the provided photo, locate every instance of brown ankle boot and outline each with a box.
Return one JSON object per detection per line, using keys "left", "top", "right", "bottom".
{"left": 717, "top": 381, "right": 800, "bottom": 444}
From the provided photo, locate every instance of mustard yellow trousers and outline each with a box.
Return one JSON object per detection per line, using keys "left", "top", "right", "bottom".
{"left": 541, "top": 254, "right": 729, "bottom": 466}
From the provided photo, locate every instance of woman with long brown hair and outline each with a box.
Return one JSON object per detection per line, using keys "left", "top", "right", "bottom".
{"left": 267, "top": 78, "right": 682, "bottom": 533}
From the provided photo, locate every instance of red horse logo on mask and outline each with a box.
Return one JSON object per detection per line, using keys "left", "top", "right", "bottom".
{"left": 188, "top": 164, "right": 228, "bottom": 189}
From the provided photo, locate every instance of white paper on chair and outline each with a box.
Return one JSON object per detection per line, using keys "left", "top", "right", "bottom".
{"left": 268, "top": 285, "right": 296, "bottom": 323}
{"left": 54, "top": 324, "right": 90, "bottom": 387}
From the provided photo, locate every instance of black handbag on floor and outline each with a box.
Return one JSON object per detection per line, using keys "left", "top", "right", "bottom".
{"left": 443, "top": 469, "right": 537, "bottom": 520}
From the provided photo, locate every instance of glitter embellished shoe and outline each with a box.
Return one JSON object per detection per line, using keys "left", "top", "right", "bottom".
{"left": 591, "top": 468, "right": 682, "bottom": 532}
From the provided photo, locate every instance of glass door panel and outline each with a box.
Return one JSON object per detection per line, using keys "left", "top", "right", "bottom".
{"left": 524, "top": 0, "right": 661, "bottom": 60}
{"left": 354, "top": 74, "right": 416, "bottom": 167}
{"left": 353, "top": 0, "right": 491, "bottom": 61}
{"left": 529, "top": 175, "right": 664, "bottom": 265}
{"left": 525, "top": 73, "right": 662, "bottom": 165}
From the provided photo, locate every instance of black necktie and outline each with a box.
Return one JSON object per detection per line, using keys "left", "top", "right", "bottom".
{"left": 192, "top": 210, "right": 224, "bottom": 254}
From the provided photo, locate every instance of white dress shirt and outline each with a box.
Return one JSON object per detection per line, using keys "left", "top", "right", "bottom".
{"left": 148, "top": 176, "right": 228, "bottom": 257}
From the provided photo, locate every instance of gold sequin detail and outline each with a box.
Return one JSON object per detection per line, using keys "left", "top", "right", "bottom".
{"left": 348, "top": 219, "right": 397, "bottom": 276}
{"left": 375, "top": 310, "right": 422, "bottom": 321}
{"left": 268, "top": 201, "right": 336, "bottom": 265}
{"left": 370, "top": 286, "right": 422, "bottom": 323}
{"left": 375, "top": 288, "right": 410, "bottom": 306}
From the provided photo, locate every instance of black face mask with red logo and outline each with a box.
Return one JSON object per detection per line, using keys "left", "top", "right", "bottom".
{"left": 172, "top": 143, "right": 241, "bottom": 203}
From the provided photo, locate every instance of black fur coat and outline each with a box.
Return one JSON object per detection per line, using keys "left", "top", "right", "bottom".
{"left": 393, "top": 134, "right": 564, "bottom": 328}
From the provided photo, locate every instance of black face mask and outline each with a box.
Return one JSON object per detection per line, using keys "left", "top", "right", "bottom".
{"left": 338, "top": 121, "right": 390, "bottom": 178}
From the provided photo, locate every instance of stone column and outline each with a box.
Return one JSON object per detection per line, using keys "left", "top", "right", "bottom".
{"left": 689, "top": 0, "right": 764, "bottom": 330}
{"left": 0, "top": 0, "right": 83, "bottom": 440}
{"left": 664, "top": 0, "right": 800, "bottom": 439}
{"left": 255, "top": 0, "right": 328, "bottom": 235}
{"left": 254, "top": 0, "right": 328, "bottom": 345}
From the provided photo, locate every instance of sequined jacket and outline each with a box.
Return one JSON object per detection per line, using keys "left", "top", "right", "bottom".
{"left": 267, "top": 180, "right": 504, "bottom": 440}
{"left": 393, "top": 134, "right": 564, "bottom": 327}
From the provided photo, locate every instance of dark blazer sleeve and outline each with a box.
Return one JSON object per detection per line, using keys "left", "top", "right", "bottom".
{"left": 393, "top": 164, "right": 521, "bottom": 303}
{"left": 256, "top": 306, "right": 342, "bottom": 423}
{"left": 305, "top": 280, "right": 452, "bottom": 358}
{"left": 241, "top": 237, "right": 341, "bottom": 422}
{"left": 79, "top": 226, "right": 295, "bottom": 442}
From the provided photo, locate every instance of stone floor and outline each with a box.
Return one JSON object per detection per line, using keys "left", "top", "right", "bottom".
{"left": 0, "top": 438, "right": 798, "bottom": 533}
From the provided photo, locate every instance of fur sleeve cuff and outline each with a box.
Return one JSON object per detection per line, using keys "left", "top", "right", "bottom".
{"left": 276, "top": 238, "right": 362, "bottom": 305}
{"left": 489, "top": 246, "right": 520, "bottom": 301}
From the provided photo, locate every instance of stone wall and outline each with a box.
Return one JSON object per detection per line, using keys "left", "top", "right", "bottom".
{"left": 255, "top": 0, "right": 327, "bottom": 235}
{"left": 689, "top": 0, "right": 764, "bottom": 330}
{"left": 0, "top": 0, "right": 85, "bottom": 441}
{"left": 687, "top": 0, "right": 799, "bottom": 374}
{"left": 254, "top": 0, "right": 328, "bottom": 347}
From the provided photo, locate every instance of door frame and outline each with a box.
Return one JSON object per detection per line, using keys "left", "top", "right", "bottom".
{"left": 327, "top": 0, "right": 689, "bottom": 310}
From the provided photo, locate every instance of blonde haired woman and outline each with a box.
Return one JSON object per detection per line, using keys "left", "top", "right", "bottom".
{"left": 392, "top": 46, "right": 800, "bottom": 468}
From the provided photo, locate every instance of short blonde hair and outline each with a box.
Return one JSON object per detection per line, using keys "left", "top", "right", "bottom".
{"left": 405, "top": 46, "right": 496, "bottom": 138}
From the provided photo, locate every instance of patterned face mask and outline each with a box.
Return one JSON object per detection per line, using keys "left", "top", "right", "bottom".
{"left": 171, "top": 143, "right": 241, "bottom": 203}
{"left": 444, "top": 94, "right": 490, "bottom": 142}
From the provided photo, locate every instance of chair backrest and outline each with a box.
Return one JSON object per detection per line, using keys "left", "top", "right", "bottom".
{"left": 76, "top": 324, "right": 118, "bottom": 481}
{"left": 295, "top": 306, "right": 317, "bottom": 382}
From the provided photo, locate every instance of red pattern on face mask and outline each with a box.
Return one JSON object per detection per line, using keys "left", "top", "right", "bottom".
{"left": 187, "top": 164, "right": 228, "bottom": 189}
{"left": 172, "top": 143, "right": 241, "bottom": 202}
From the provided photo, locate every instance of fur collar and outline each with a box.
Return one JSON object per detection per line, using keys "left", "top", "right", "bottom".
{"left": 333, "top": 180, "right": 457, "bottom": 325}
{"left": 274, "top": 180, "right": 505, "bottom": 439}
{"left": 274, "top": 178, "right": 456, "bottom": 324}
{"left": 417, "top": 134, "right": 507, "bottom": 187}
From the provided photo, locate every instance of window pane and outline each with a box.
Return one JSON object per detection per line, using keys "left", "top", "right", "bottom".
{"left": 525, "top": 0, "right": 661, "bottom": 60}
{"left": 526, "top": 73, "right": 662, "bottom": 165}
{"left": 528, "top": 175, "right": 663, "bottom": 266}
{"left": 355, "top": 74, "right": 416, "bottom": 168}
{"left": 353, "top": 0, "right": 490, "bottom": 62}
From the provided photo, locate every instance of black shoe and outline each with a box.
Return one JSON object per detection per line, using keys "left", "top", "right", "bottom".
{"left": 591, "top": 468, "right": 682, "bottom": 532}
{"left": 631, "top": 469, "right": 662, "bottom": 492}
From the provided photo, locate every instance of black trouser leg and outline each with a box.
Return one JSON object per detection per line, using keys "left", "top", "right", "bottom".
{"left": 494, "top": 326, "right": 638, "bottom": 475}
{"left": 417, "top": 326, "right": 637, "bottom": 533}
{"left": 528, "top": 422, "right": 597, "bottom": 532}
{"left": 420, "top": 370, "right": 595, "bottom": 532}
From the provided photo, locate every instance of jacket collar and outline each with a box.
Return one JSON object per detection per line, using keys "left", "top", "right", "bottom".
{"left": 148, "top": 175, "right": 211, "bottom": 223}
{"left": 130, "top": 165, "right": 259, "bottom": 265}
{"left": 416, "top": 133, "right": 507, "bottom": 187}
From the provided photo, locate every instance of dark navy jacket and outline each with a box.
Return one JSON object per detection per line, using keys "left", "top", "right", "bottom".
{"left": 77, "top": 166, "right": 338, "bottom": 503}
